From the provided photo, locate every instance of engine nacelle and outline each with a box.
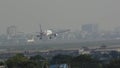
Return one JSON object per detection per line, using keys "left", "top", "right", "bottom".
{"left": 53, "top": 34, "right": 58, "bottom": 37}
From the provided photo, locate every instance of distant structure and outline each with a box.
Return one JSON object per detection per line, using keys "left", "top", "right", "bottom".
{"left": 81, "top": 24, "right": 98, "bottom": 33}
{"left": 81, "top": 24, "right": 99, "bottom": 39}
{"left": 6, "top": 25, "right": 17, "bottom": 39}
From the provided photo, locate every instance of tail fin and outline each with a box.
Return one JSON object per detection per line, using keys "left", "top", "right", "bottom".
{"left": 39, "top": 24, "right": 43, "bottom": 39}
{"left": 39, "top": 24, "right": 42, "bottom": 33}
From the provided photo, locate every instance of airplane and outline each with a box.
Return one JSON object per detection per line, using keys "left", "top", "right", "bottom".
{"left": 36, "top": 24, "right": 70, "bottom": 40}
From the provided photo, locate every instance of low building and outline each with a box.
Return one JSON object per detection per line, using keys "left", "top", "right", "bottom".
{"left": 50, "top": 64, "right": 69, "bottom": 68}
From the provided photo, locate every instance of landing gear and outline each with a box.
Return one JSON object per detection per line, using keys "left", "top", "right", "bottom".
{"left": 49, "top": 36, "right": 52, "bottom": 39}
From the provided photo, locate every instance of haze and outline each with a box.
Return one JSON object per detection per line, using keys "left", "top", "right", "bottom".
{"left": 0, "top": 0, "right": 120, "bottom": 34}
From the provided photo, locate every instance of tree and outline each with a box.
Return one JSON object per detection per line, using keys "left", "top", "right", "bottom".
{"left": 107, "top": 59, "right": 120, "bottom": 68}
{"left": 6, "top": 53, "right": 29, "bottom": 68}
{"left": 71, "top": 54, "right": 102, "bottom": 68}
{"left": 30, "top": 55, "right": 48, "bottom": 68}
{"left": 30, "top": 55, "right": 45, "bottom": 61}
{"left": 50, "top": 54, "right": 73, "bottom": 68}
{"left": 51, "top": 54, "right": 73, "bottom": 64}
{"left": 6, "top": 53, "right": 38, "bottom": 68}
{"left": 0, "top": 61, "right": 4, "bottom": 66}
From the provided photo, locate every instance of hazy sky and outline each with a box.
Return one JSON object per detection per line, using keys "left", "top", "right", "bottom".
{"left": 0, "top": 0, "right": 120, "bottom": 34}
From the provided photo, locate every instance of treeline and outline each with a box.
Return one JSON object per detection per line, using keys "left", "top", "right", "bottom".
{"left": 0, "top": 54, "right": 120, "bottom": 68}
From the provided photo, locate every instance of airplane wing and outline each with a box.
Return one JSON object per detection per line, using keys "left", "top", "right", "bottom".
{"left": 47, "top": 29, "right": 70, "bottom": 37}
{"left": 52, "top": 29, "right": 70, "bottom": 34}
